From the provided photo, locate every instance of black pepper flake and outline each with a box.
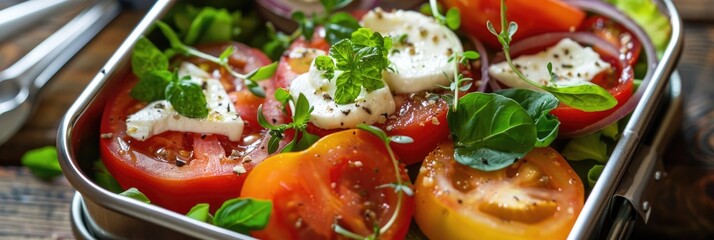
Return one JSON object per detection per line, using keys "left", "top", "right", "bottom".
{"left": 563, "top": 48, "right": 570, "bottom": 55}
{"left": 341, "top": 109, "right": 351, "bottom": 116}
{"left": 272, "top": 118, "right": 277, "bottom": 124}
{"left": 419, "top": 27, "right": 428, "bottom": 37}
{"left": 201, "top": 82, "right": 208, "bottom": 90}
{"left": 595, "top": 62, "right": 601, "bottom": 67}
{"left": 561, "top": 64, "right": 574, "bottom": 69}
{"left": 481, "top": 158, "right": 489, "bottom": 165}
{"left": 361, "top": 107, "right": 372, "bottom": 114}
{"left": 201, "top": 134, "right": 207, "bottom": 139}
{"left": 176, "top": 160, "right": 186, "bottom": 167}
{"left": 154, "top": 103, "right": 165, "bottom": 109}
{"left": 322, "top": 93, "right": 333, "bottom": 101}
{"left": 553, "top": 54, "right": 560, "bottom": 59}
{"left": 341, "top": 122, "right": 345, "bottom": 126}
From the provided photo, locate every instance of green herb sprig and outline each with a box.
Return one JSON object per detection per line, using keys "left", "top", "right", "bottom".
{"left": 332, "top": 125, "right": 413, "bottom": 239}
{"left": 314, "top": 28, "right": 392, "bottom": 104}
{"left": 21, "top": 146, "right": 62, "bottom": 181}
{"left": 487, "top": 0, "right": 617, "bottom": 112}
{"left": 257, "top": 91, "right": 319, "bottom": 154}
{"left": 426, "top": 0, "right": 481, "bottom": 111}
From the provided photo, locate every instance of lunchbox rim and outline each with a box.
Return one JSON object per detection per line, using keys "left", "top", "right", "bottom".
{"left": 56, "top": 0, "right": 685, "bottom": 239}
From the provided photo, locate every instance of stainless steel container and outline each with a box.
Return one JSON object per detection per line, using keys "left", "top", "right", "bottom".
{"left": 57, "top": 0, "right": 684, "bottom": 239}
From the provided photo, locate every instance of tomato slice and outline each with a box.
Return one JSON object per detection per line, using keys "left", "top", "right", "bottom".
{"left": 415, "top": 142, "right": 584, "bottom": 239}
{"left": 241, "top": 129, "right": 414, "bottom": 240}
{"left": 580, "top": 16, "right": 642, "bottom": 66}
{"left": 274, "top": 30, "right": 331, "bottom": 89}
{"left": 99, "top": 42, "right": 287, "bottom": 213}
{"left": 443, "top": 0, "right": 586, "bottom": 48}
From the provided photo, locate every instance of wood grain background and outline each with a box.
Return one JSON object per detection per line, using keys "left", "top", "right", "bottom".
{"left": 1, "top": 0, "right": 713, "bottom": 239}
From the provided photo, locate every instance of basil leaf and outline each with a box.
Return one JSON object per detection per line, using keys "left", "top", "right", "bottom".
{"left": 330, "top": 39, "right": 354, "bottom": 68}
{"left": 165, "top": 76, "right": 209, "bottom": 118}
{"left": 183, "top": 7, "right": 233, "bottom": 45}
{"left": 334, "top": 71, "right": 361, "bottom": 104}
{"left": 325, "top": 12, "right": 360, "bottom": 44}
{"left": 562, "top": 132, "right": 608, "bottom": 163}
{"left": 448, "top": 93, "right": 536, "bottom": 171}
{"left": 120, "top": 187, "right": 150, "bottom": 204}
{"left": 130, "top": 70, "right": 172, "bottom": 102}
{"left": 315, "top": 55, "right": 336, "bottom": 79}
{"left": 587, "top": 164, "right": 605, "bottom": 188}
{"left": 21, "top": 146, "right": 62, "bottom": 180}
{"left": 132, "top": 37, "right": 168, "bottom": 77}
{"left": 186, "top": 203, "right": 212, "bottom": 223}
{"left": 495, "top": 89, "right": 560, "bottom": 147}
{"left": 94, "top": 160, "right": 122, "bottom": 193}
{"left": 543, "top": 83, "right": 617, "bottom": 112}
{"left": 602, "top": 122, "right": 620, "bottom": 140}
{"left": 213, "top": 198, "right": 272, "bottom": 234}
{"left": 445, "top": 8, "right": 461, "bottom": 30}
{"left": 246, "top": 62, "right": 278, "bottom": 81}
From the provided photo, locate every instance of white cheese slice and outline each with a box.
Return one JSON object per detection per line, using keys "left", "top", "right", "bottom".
{"left": 289, "top": 60, "right": 396, "bottom": 130}
{"left": 489, "top": 38, "right": 612, "bottom": 91}
{"left": 125, "top": 62, "right": 244, "bottom": 141}
{"left": 361, "top": 8, "right": 463, "bottom": 94}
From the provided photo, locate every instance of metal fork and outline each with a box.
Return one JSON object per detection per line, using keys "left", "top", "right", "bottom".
{"left": 0, "top": 0, "right": 120, "bottom": 145}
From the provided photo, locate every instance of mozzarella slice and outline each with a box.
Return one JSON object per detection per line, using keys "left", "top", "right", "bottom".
{"left": 126, "top": 62, "right": 244, "bottom": 141}
{"left": 489, "top": 38, "right": 612, "bottom": 91}
{"left": 289, "top": 60, "right": 396, "bottom": 130}
{"left": 361, "top": 8, "right": 463, "bottom": 94}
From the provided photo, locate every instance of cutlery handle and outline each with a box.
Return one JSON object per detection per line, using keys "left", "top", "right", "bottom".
{"left": 5, "top": 0, "right": 120, "bottom": 92}
{"left": 0, "top": 0, "right": 81, "bottom": 43}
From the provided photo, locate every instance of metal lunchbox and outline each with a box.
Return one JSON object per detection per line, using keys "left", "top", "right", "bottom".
{"left": 57, "top": 0, "right": 684, "bottom": 239}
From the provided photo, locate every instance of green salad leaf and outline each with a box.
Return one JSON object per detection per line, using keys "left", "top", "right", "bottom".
{"left": 21, "top": 146, "right": 62, "bottom": 180}
{"left": 448, "top": 93, "right": 537, "bottom": 171}
{"left": 495, "top": 89, "right": 560, "bottom": 147}
{"left": 119, "top": 187, "right": 151, "bottom": 204}
{"left": 94, "top": 160, "right": 123, "bottom": 193}
{"left": 606, "top": 0, "right": 671, "bottom": 55}
{"left": 186, "top": 203, "right": 212, "bottom": 223}
{"left": 562, "top": 132, "right": 608, "bottom": 163}
{"left": 588, "top": 164, "right": 605, "bottom": 188}
{"left": 213, "top": 198, "right": 272, "bottom": 234}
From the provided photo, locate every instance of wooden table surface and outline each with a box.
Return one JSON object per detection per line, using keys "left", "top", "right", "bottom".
{"left": 1, "top": 1, "right": 713, "bottom": 239}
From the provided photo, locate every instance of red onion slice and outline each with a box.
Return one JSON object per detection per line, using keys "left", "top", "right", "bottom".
{"left": 468, "top": 35, "right": 492, "bottom": 92}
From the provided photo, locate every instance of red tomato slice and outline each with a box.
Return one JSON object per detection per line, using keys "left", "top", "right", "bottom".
{"left": 241, "top": 129, "right": 414, "bottom": 240}
{"left": 100, "top": 42, "right": 287, "bottom": 213}
{"left": 415, "top": 143, "right": 584, "bottom": 239}
{"left": 442, "top": 0, "right": 586, "bottom": 47}
{"left": 581, "top": 15, "right": 643, "bottom": 66}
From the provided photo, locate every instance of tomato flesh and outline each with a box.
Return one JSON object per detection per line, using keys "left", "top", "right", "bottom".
{"left": 100, "top": 42, "right": 286, "bottom": 213}
{"left": 241, "top": 130, "right": 414, "bottom": 240}
{"left": 443, "top": 0, "right": 586, "bottom": 47}
{"left": 415, "top": 142, "right": 584, "bottom": 239}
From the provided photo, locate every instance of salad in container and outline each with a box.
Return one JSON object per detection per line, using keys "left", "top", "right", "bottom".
{"left": 58, "top": 0, "right": 682, "bottom": 239}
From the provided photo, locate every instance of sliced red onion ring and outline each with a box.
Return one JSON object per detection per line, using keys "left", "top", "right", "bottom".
{"left": 468, "top": 35, "right": 492, "bottom": 92}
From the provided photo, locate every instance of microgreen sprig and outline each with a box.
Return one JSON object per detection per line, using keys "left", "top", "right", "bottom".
{"left": 156, "top": 21, "right": 277, "bottom": 98}
{"left": 331, "top": 125, "right": 413, "bottom": 240}
{"left": 257, "top": 90, "right": 319, "bottom": 154}
{"left": 427, "top": 0, "right": 480, "bottom": 112}
{"left": 487, "top": 0, "right": 617, "bottom": 112}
